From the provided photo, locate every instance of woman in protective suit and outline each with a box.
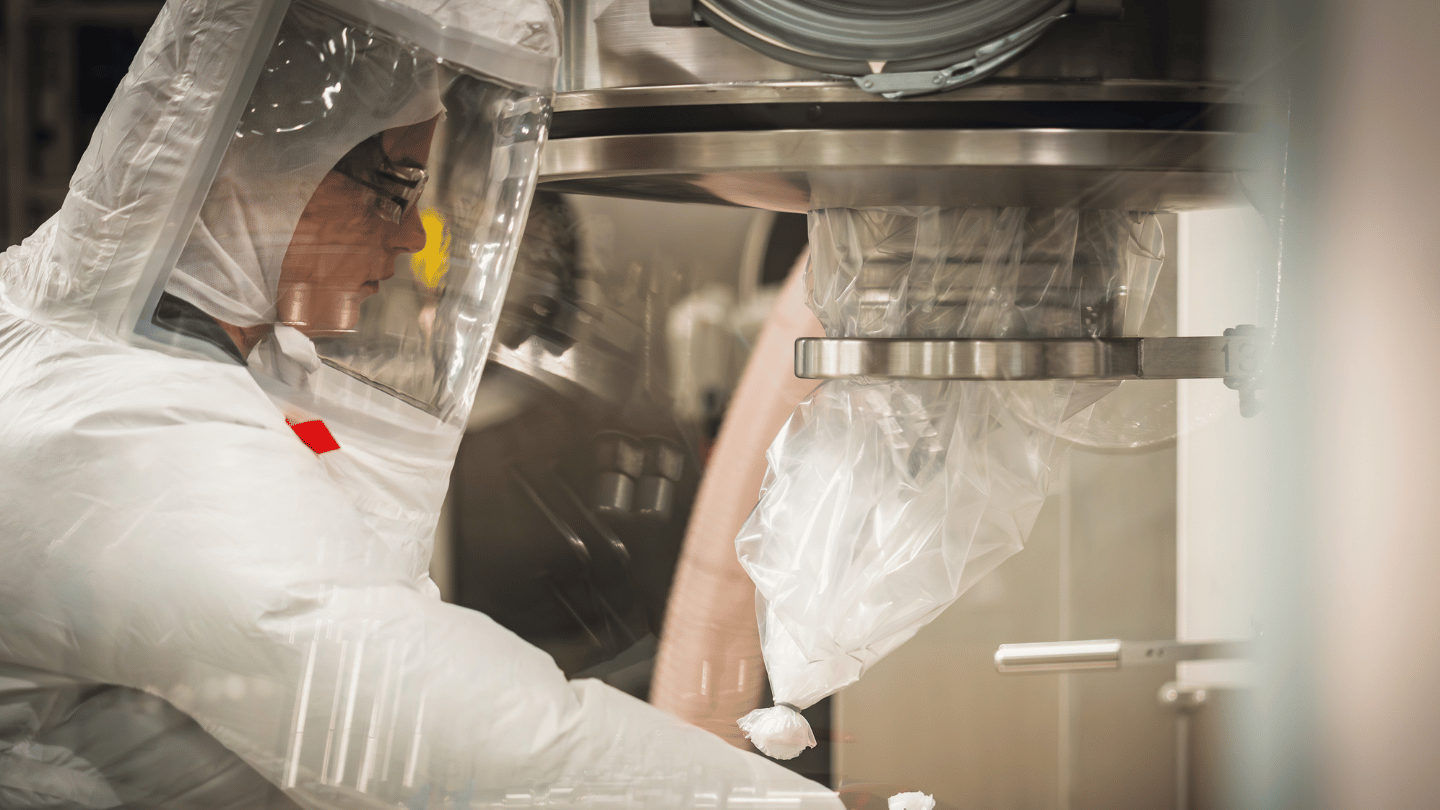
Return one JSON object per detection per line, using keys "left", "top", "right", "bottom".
{"left": 0, "top": 0, "right": 842, "bottom": 808}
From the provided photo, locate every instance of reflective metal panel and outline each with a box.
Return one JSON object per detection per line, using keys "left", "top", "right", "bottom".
{"left": 792, "top": 335, "right": 1264, "bottom": 381}
{"left": 552, "top": 80, "right": 1241, "bottom": 112}
{"left": 542, "top": 128, "right": 1253, "bottom": 211}
{"left": 549, "top": 0, "right": 1249, "bottom": 210}
{"left": 562, "top": 0, "right": 1237, "bottom": 91}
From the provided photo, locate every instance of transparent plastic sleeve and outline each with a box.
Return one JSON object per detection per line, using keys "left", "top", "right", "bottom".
{"left": 736, "top": 208, "right": 1164, "bottom": 758}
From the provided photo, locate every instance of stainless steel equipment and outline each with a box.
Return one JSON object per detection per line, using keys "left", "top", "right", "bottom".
{"left": 794, "top": 334, "right": 1268, "bottom": 382}
{"left": 543, "top": 0, "right": 1255, "bottom": 213}
{"left": 540, "top": 0, "right": 1270, "bottom": 412}
{"left": 647, "top": 0, "right": 1087, "bottom": 96}
{"left": 524, "top": 1, "right": 1273, "bottom": 800}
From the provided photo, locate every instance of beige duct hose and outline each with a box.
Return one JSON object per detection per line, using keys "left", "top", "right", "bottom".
{"left": 651, "top": 252, "right": 822, "bottom": 748}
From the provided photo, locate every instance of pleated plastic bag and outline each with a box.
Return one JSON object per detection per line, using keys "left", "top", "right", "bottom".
{"left": 737, "top": 207, "right": 1164, "bottom": 758}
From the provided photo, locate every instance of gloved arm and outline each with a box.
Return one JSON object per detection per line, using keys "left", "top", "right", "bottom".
{"left": 651, "top": 251, "right": 822, "bottom": 747}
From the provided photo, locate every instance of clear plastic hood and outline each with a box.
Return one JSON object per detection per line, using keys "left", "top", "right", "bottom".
{"left": 128, "top": 0, "right": 553, "bottom": 435}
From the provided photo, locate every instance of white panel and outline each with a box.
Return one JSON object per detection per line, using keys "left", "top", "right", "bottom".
{"left": 1175, "top": 207, "right": 1270, "bottom": 687}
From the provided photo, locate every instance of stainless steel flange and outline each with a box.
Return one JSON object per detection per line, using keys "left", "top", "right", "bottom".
{"left": 793, "top": 335, "right": 1267, "bottom": 381}
{"left": 540, "top": 127, "right": 1252, "bottom": 212}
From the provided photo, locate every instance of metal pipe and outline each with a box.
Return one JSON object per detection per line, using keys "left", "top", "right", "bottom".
{"left": 995, "top": 638, "right": 1249, "bottom": 673}
{"left": 995, "top": 639, "right": 1123, "bottom": 673}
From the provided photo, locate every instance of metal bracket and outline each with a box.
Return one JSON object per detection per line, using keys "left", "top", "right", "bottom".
{"left": 851, "top": 64, "right": 1008, "bottom": 100}
{"left": 794, "top": 330, "right": 1271, "bottom": 418}
{"left": 994, "top": 638, "right": 1250, "bottom": 674}
{"left": 848, "top": 8, "right": 1065, "bottom": 98}
{"left": 1158, "top": 681, "right": 1210, "bottom": 712}
{"left": 1221, "top": 324, "right": 1266, "bottom": 417}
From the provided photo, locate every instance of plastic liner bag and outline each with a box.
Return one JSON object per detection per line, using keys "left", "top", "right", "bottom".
{"left": 736, "top": 208, "right": 1164, "bottom": 759}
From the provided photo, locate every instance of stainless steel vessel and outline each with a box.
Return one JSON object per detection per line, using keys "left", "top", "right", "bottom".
{"left": 542, "top": 0, "right": 1254, "bottom": 212}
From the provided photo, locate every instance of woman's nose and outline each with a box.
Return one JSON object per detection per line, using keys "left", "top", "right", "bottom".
{"left": 388, "top": 205, "right": 428, "bottom": 254}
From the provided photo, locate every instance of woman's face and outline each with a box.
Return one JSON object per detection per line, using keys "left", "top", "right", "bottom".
{"left": 276, "top": 117, "right": 437, "bottom": 336}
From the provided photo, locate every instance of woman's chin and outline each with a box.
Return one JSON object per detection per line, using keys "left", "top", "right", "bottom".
{"left": 278, "top": 284, "right": 370, "bottom": 337}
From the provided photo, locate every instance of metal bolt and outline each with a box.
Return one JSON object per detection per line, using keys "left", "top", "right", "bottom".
{"left": 861, "top": 80, "right": 873, "bottom": 89}
{"left": 1158, "top": 681, "right": 1209, "bottom": 712}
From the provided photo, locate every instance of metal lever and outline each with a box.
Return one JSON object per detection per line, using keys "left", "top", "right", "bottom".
{"left": 994, "top": 638, "right": 1249, "bottom": 674}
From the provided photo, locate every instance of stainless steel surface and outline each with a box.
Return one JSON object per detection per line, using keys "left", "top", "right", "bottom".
{"left": 695, "top": 0, "right": 1061, "bottom": 65}
{"left": 1142, "top": 336, "right": 1244, "bottom": 380}
{"left": 540, "top": 128, "right": 1251, "bottom": 211}
{"left": 562, "top": 0, "right": 1238, "bottom": 92}
{"left": 490, "top": 335, "right": 640, "bottom": 404}
{"left": 994, "top": 639, "right": 1123, "bottom": 673}
{"left": 1123, "top": 640, "right": 1250, "bottom": 666}
{"left": 552, "top": 0, "right": 1248, "bottom": 209}
{"left": 593, "top": 470, "right": 636, "bottom": 513}
{"left": 552, "top": 79, "right": 1242, "bottom": 112}
{"left": 1161, "top": 680, "right": 1210, "bottom": 810}
{"left": 793, "top": 335, "right": 1266, "bottom": 382}
{"left": 635, "top": 475, "right": 676, "bottom": 518}
{"left": 693, "top": 0, "right": 1068, "bottom": 92}
{"left": 996, "top": 639, "right": 1250, "bottom": 673}
{"left": 543, "top": 128, "right": 1243, "bottom": 176}
{"left": 848, "top": 35, "right": 1052, "bottom": 99}
{"left": 561, "top": 0, "right": 822, "bottom": 92}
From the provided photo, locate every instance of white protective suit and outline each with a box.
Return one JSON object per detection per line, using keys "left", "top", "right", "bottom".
{"left": 0, "top": 0, "right": 842, "bottom": 808}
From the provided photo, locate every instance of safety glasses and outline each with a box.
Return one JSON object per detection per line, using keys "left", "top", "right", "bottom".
{"left": 331, "top": 132, "right": 429, "bottom": 224}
